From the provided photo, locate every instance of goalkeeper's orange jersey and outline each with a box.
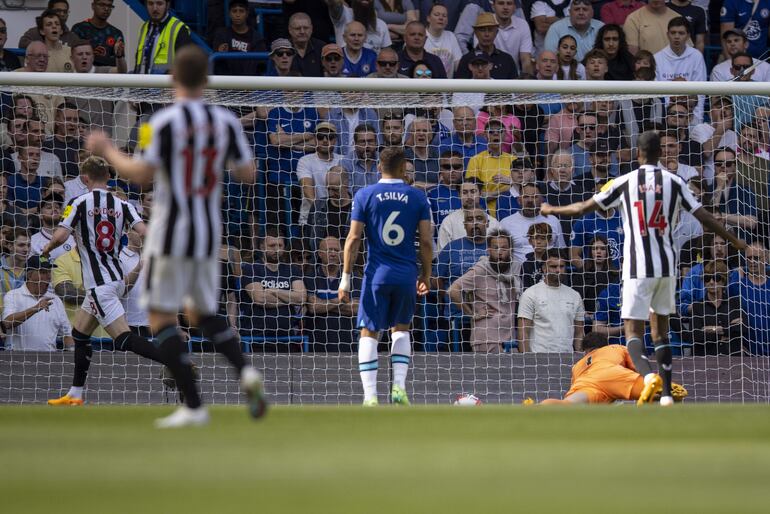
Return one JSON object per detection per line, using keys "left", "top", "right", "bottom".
{"left": 571, "top": 344, "right": 637, "bottom": 386}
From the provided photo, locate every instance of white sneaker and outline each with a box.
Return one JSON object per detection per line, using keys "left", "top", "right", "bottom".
{"left": 659, "top": 395, "right": 674, "bottom": 407}
{"left": 241, "top": 366, "right": 268, "bottom": 419}
{"left": 154, "top": 406, "right": 210, "bottom": 429}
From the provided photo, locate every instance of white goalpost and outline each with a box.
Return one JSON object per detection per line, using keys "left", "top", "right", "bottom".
{"left": 1, "top": 73, "right": 770, "bottom": 404}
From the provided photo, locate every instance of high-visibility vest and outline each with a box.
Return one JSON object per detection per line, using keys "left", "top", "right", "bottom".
{"left": 134, "top": 16, "right": 186, "bottom": 74}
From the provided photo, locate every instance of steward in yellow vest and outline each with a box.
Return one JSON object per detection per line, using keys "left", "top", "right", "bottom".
{"left": 134, "top": 2, "right": 193, "bottom": 74}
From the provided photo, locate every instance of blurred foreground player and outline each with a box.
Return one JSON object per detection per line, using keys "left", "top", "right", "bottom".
{"left": 539, "top": 332, "right": 687, "bottom": 404}
{"left": 542, "top": 131, "right": 746, "bottom": 406}
{"left": 339, "top": 146, "right": 433, "bottom": 406}
{"left": 86, "top": 46, "right": 266, "bottom": 428}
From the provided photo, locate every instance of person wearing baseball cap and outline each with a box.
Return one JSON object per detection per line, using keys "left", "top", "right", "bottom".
{"left": 2, "top": 254, "right": 72, "bottom": 352}
{"left": 321, "top": 44, "right": 344, "bottom": 77}
{"left": 211, "top": 0, "right": 266, "bottom": 76}
{"left": 544, "top": 0, "right": 605, "bottom": 62}
{"left": 456, "top": 12, "right": 517, "bottom": 80}
{"left": 710, "top": 29, "right": 770, "bottom": 82}
{"left": 721, "top": 0, "right": 770, "bottom": 59}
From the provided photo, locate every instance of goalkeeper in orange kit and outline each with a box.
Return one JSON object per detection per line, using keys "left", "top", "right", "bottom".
{"left": 540, "top": 332, "right": 687, "bottom": 405}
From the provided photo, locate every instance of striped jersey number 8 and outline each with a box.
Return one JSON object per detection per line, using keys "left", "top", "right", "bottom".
{"left": 382, "top": 211, "right": 405, "bottom": 246}
{"left": 95, "top": 220, "right": 116, "bottom": 253}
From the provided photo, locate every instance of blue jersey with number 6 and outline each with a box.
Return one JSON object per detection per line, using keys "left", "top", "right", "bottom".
{"left": 351, "top": 179, "right": 432, "bottom": 285}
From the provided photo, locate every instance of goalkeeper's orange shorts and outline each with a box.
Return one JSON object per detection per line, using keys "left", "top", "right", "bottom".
{"left": 565, "top": 366, "right": 644, "bottom": 404}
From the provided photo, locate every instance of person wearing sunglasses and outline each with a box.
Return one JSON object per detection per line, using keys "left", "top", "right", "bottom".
{"left": 0, "top": 18, "right": 20, "bottom": 71}
{"left": 321, "top": 44, "right": 345, "bottom": 78}
{"left": 367, "top": 47, "right": 408, "bottom": 78}
{"left": 266, "top": 38, "right": 296, "bottom": 77}
{"left": 397, "top": 20, "right": 447, "bottom": 78}
{"left": 691, "top": 261, "right": 742, "bottom": 356}
{"left": 709, "top": 146, "right": 759, "bottom": 236}
{"left": 410, "top": 61, "right": 432, "bottom": 78}
{"left": 690, "top": 96, "right": 737, "bottom": 184}
{"left": 711, "top": 29, "right": 770, "bottom": 82}
{"left": 297, "top": 123, "right": 344, "bottom": 232}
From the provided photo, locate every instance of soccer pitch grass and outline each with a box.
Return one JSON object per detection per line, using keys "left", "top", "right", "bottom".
{"left": 2, "top": 405, "right": 770, "bottom": 514}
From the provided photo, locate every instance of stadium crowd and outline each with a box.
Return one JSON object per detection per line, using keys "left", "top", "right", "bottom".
{"left": 1, "top": 0, "right": 770, "bottom": 355}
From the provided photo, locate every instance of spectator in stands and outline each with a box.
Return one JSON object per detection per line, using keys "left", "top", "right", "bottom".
{"left": 397, "top": 21, "right": 447, "bottom": 78}
{"left": 297, "top": 122, "right": 344, "bottom": 233}
{"left": 376, "top": 0, "right": 418, "bottom": 45}
{"left": 691, "top": 97, "right": 738, "bottom": 184}
{"left": 321, "top": 44, "right": 345, "bottom": 77}
{"left": 659, "top": 129, "right": 698, "bottom": 181}
{"left": 70, "top": 41, "right": 117, "bottom": 133}
{"left": 380, "top": 110, "right": 405, "bottom": 145}
{"left": 324, "top": 166, "right": 352, "bottom": 239}
{"left": 454, "top": 0, "right": 496, "bottom": 52}
{"left": 424, "top": 3, "right": 462, "bottom": 78}
{"left": 595, "top": 24, "right": 635, "bottom": 80}
{"left": 340, "top": 21, "right": 378, "bottom": 77}
{"left": 495, "top": 157, "right": 536, "bottom": 221}
{"left": 569, "top": 189, "right": 623, "bottom": 270}
{"left": 572, "top": 235, "right": 620, "bottom": 320}
{"left": 456, "top": 13, "right": 518, "bottom": 80}
{"left": 712, "top": 29, "right": 770, "bottom": 82}
{"left": 601, "top": 0, "right": 644, "bottom": 26}
{"left": 287, "top": 12, "right": 325, "bottom": 77}
{"left": 546, "top": 100, "right": 582, "bottom": 152}
{"left": 721, "top": 0, "right": 770, "bottom": 59}
{"left": 680, "top": 234, "right": 736, "bottom": 316}
{"left": 2, "top": 255, "right": 71, "bottom": 351}
{"left": 0, "top": 229, "right": 30, "bottom": 309}
{"left": 14, "top": 42, "right": 65, "bottom": 134}
{"left": 417, "top": 0, "right": 464, "bottom": 32}
{"left": 436, "top": 207, "right": 490, "bottom": 291}
{"left": 520, "top": 222, "right": 552, "bottom": 290}
{"left": 19, "top": 1, "right": 78, "bottom": 49}
{"left": 449, "top": 228, "right": 521, "bottom": 353}
{"left": 1, "top": 114, "right": 28, "bottom": 175}
{"left": 555, "top": 35, "right": 585, "bottom": 80}
{"left": 14, "top": 117, "right": 63, "bottom": 179}
{"left": 584, "top": 49, "right": 609, "bottom": 81}
{"left": 572, "top": 112, "right": 614, "bottom": 177}
{"left": 500, "top": 182, "right": 566, "bottom": 262}
{"left": 667, "top": 0, "right": 706, "bottom": 54}
{"left": 518, "top": 249, "right": 585, "bottom": 352}
{"left": 543, "top": 150, "right": 591, "bottom": 236}
{"left": 477, "top": 104, "right": 522, "bottom": 156}
{"left": 534, "top": 50, "right": 558, "bottom": 80}
{"left": 267, "top": 39, "right": 296, "bottom": 77}
{"left": 465, "top": 118, "right": 517, "bottom": 218}
{"left": 326, "top": 0, "right": 392, "bottom": 51}
{"left": 240, "top": 231, "right": 307, "bottom": 347}
{"left": 284, "top": 0, "right": 335, "bottom": 43}
{"left": 710, "top": 147, "right": 759, "bottom": 232}
{"left": 43, "top": 102, "right": 80, "bottom": 180}
{"left": 211, "top": 0, "right": 266, "bottom": 76}
{"left": 587, "top": 140, "right": 616, "bottom": 186}
{"left": 729, "top": 51, "right": 760, "bottom": 82}
{"left": 451, "top": 51, "right": 494, "bottom": 112}
{"left": 71, "top": 39, "right": 118, "bottom": 73}
{"left": 623, "top": 0, "right": 680, "bottom": 55}
{"left": 427, "top": 150, "right": 465, "bottom": 229}
{"left": 326, "top": 95, "right": 379, "bottom": 154}
{"left": 530, "top": 0, "right": 570, "bottom": 57}
{"left": 733, "top": 243, "right": 770, "bottom": 355}
{"left": 342, "top": 124, "right": 379, "bottom": 194}
{"left": 34, "top": 9, "right": 72, "bottom": 73}
{"left": 691, "top": 260, "right": 742, "bottom": 356}
{"left": 71, "top": 0, "right": 126, "bottom": 69}
{"left": 439, "top": 106, "right": 488, "bottom": 166}
{"left": 29, "top": 190, "right": 73, "bottom": 262}
{"left": 545, "top": 0, "right": 604, "bottom": 62}
{"left": 592, "top": 281, "right": 625, "bottom": 345}
{"left": 265, "top": 89, "right": 319, "bottom": 227}
{"left": 654, "top": 17, "right": 706, "bottom": 86}
{"left": 7, "top": 146, "right": 48, "bottom": 215}
{"left": 133, "top": 0, "right": 192, "bottom": 75}
{"left": 479, "top": 0, "right": 534, "bottom": 76}
{"left": 304, "top": 235, "right": 359, "bottom": 351}
{"left": 404, "top": 117, "right": 439, "bottom": 188}
{"left": 367, "top": 47, "right": 407, "bottom": 77}
{"left": 0, "top": 18, "right": 21, "bottom": 71}
{"left": 438, "top": 177, "right": 500, "bottom": 250}
{"left": 738, "top": 120, "right": 770, "bottom": 159}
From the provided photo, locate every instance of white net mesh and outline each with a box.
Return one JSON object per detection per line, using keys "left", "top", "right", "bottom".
{"left": 0, "top": 77, "right": 769, "bottom": 404}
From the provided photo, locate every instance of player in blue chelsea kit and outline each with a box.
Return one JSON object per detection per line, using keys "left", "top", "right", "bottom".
{"left": 339, "top": 147, "right": 434, "bottom": 406}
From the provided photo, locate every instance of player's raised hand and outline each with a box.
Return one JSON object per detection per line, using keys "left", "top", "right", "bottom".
{"left": 540, "top": 203, "right": 554, "bottom": 216}
{"left": 85, "top": 130, "right": 113, "bottom": 157}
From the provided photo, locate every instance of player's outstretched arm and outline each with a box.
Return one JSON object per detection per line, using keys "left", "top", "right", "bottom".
{"left": 339, "top": 220, "right": 364, "bottom": 303}
{"left": 41, "top": 227, "right": 73, "bottom": 258}
{"left": 693, "top": 207, "right": 748, "bottom": 251}
{"left": 85, "top": 131, "right": 157, "bottom": 187}
{"left": 417, "top": 219, "right": 433, "bottom": 296}
{"left": 541, "top": 198, "right": 601, "bottom": 218}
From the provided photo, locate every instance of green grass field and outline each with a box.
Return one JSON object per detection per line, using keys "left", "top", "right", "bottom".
{"left": 2, "top": 405, "right": 770, "bottom": 513}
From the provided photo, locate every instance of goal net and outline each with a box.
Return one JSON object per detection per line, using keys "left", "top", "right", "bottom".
{"left": 1, "top": 74, "right": 769, "bottom": 404}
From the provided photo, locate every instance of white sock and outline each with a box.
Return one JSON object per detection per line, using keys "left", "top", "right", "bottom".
{"left": 240, "top": 366, "right": 260, "bottom": 387}
{"left": 67, "top": 386, "right": 83, "bottom": 399}
{"left": 358, "top": 336, "right": 379, "bottom": 401}
{"left": 390, "top": 331, "right": 411, "bottom": 389}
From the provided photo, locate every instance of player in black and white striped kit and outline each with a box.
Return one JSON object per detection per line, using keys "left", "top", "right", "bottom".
{"left": 42, "top": 157, "right": 167, "bottom": 406}
{"left": 542, "top": 131, "right": 746, "bottom": 405}
{"left": 86, "top": 45, "right": 265, "bottom": 428}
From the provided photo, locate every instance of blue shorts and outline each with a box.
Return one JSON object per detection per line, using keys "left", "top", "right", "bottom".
{"left": 357, "top": 279, "right": 416, "bottom": 332}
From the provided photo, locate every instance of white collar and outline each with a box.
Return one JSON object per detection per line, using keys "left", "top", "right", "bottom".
{"left": 379, "top": 179, "right": 403, "bottom": 184}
